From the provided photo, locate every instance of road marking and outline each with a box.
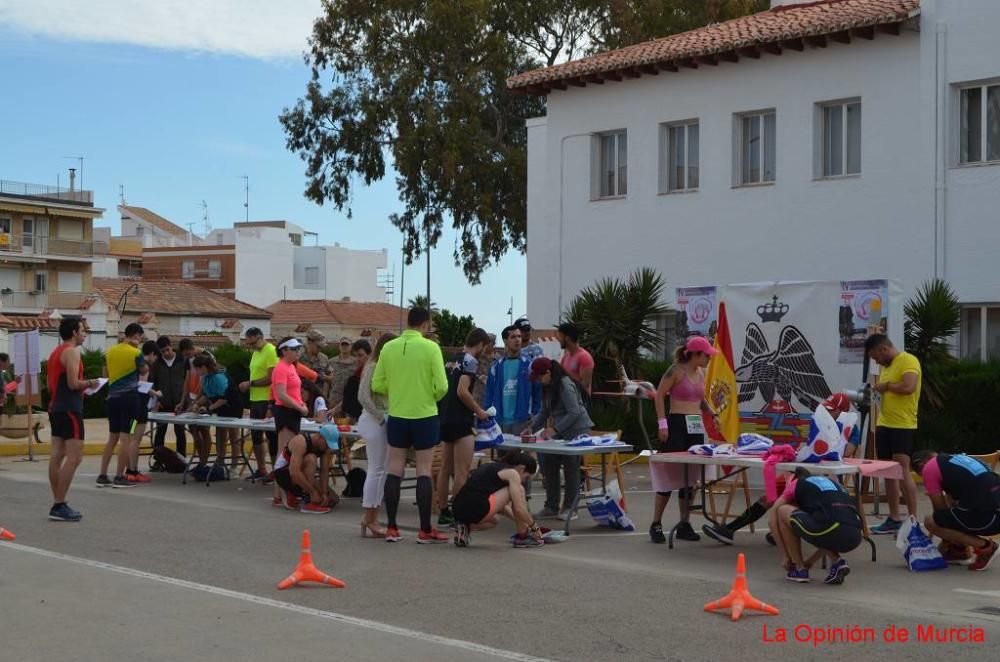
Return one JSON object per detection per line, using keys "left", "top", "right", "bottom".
{"left": 955, "top": 589, "right": 1000, "bottom": 599}
{"left": 1, "top": 542, "right": 550, "bottom": 662}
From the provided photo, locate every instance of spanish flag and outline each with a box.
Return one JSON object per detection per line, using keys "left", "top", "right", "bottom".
{"left": 704, "top": 302, "right": 740, "bottom": 442}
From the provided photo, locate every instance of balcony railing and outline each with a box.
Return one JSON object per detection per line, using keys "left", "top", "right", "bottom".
{"left": 0, "top": 178, "right": 94, "bottom": 206}
{"left": 0, "top": 290, "right": 90, "bottom": 310}
{"left": 0, "top": 233, "right": 107, "bottom": 259}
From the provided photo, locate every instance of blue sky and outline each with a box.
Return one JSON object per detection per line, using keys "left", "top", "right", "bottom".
{"left": 0, "top": 1, "right": 528, "bottom": 335}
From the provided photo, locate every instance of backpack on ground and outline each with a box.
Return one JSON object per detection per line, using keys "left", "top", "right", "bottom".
{"left": 342, "top": 467, "right": 367, "bottom": 497}
{"left": 151, "top": 446, "right": 187, "bottom": 473}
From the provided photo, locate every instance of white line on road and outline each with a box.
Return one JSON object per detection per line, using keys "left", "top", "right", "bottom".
{"left": 1, "top": 542, "right": 551, "bottom": 662}
{"left": 955, "top": 589, "right": 1000, "bottom": 599}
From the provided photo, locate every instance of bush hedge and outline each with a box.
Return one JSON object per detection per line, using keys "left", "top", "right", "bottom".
{"left": 916, "top": 359, "right": 1000, "bottom": 455}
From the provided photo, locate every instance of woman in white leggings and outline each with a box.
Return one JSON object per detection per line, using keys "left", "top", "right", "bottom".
{"left": 356, "top": 332, "right": 396, "bottom": 537}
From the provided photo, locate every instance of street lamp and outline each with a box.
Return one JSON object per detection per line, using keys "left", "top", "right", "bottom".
{"left": 117, "top": 283, "right": 139, "bottom": 315}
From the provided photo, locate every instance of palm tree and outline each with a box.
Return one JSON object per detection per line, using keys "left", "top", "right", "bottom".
{"left": 904, "top": 279, "right": 961, "bottom": 408}
{"left": 406, "top": 295, "right": 438, "bottom": 314}
{"left": 564, "top": 267, "right": 669, "bottom": 380}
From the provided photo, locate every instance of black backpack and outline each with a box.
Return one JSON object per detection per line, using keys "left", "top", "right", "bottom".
{"left": 341, "top": 467, "right": 367, "bottom": 497}
{"left": 151, "top": 446, "right": 187, "bottom": 473}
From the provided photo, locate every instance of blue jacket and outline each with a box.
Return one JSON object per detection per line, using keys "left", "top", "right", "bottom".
{"left": 484, "top": 355, "right": 541, "bottom": 424}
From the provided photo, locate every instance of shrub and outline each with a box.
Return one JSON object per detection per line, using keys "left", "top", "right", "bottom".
{"left": 916, "top": 359, "right": 1000, "bottom": 454}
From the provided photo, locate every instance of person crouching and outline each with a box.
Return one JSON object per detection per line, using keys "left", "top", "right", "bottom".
{"left": 452, "top": 450, "right": 545, "bottom": 548}
{"left": 273, "top": 424, "right": 341, "bottom": 514}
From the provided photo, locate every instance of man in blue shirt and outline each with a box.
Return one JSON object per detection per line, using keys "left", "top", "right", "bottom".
{"left": 484, "top": 325, "right": 541, "bottom": 435}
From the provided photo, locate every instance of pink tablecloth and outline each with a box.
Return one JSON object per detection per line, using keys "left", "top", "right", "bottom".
{"left": 842, "top": 458, "right": 904, "bottom": 480}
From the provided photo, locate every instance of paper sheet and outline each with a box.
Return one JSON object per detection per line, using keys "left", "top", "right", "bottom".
{"left": 83, "top": 378, "right": 107, "bottom": 396}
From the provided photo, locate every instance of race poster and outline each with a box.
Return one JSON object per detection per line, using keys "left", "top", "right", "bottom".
{"left": 838, "top": 280, "right": 889, "bottom": 364}
{"left": 675, "top": 286, "right": 718, "bottom": 343}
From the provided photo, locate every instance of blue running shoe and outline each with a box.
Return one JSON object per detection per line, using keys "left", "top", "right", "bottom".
{"left": 48, "top": 503, "right": 82, "bottom": 522}
{"left": 785, "top": 566, "right": 810, "bottom": 583}
{"left": 870, "top": 518, "right": 902, "bottom": 535}
{"left": 824, "top": 559, "right": 850, "bottom": 585}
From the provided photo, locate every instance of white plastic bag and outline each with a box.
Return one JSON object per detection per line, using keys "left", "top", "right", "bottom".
{"left": 585, "top": 479, "right": 635, "bottom": 531}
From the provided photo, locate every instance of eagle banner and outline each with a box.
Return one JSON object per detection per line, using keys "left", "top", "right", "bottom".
{"left": 704, "top": 302, "right": 739, "bottom": 443}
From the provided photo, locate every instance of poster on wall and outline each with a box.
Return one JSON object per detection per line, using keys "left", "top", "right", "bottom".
{"left": 675, "top": 286, "right": 718, "bottom": 343}
{"left": 838, "top": 279, "right": 889, "bottom": 364}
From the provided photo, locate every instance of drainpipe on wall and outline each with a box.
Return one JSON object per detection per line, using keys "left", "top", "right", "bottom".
{"left": 934, "top": 21, "right": 947, "bottom": 280}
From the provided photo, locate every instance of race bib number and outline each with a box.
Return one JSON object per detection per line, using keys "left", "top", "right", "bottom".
{"left": 685, "top": 415, "right": 705, "bottom": 435}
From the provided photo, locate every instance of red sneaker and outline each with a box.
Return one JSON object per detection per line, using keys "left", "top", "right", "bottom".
{"left": 385, "top": 526, "right": 403, "bottom": 542}
{"left": 300, "top": 502, "right": 331, "bottom": 514}
{"left": 969, "top": 540, "right": 999, "bottom": 572}
{"left": 417, "top": 528, "right": 449, "bottom": 544}
{"left": 272, "top": 495, "right": 283, "bottom": 508}
{"left": 939, "top": 541, "right": 974, "bottom": 565}
{"left": 284, "top": 493, "right": 302, "bottom": 511}
{"left": 126, "top": 472, "right": 151, "bottom": 484}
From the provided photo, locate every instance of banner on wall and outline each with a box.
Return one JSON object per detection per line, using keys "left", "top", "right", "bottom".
{"left": 838, "top": 279, "right": 889, "bottom": 364}
{"left": 686, "top": 280, "right": 902, "bottom": 444}
{"left": 675, "top": 286, "right": 718, "bottom": 343}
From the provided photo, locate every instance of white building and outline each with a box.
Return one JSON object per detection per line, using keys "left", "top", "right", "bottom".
{"left": 512, "top": 0, "right": 1000, "bottom": 361}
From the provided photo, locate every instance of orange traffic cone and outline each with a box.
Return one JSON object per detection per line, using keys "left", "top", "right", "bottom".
{"left": 704, "top": 553, "right": 779, "bottom": 621}
{"left": 0, "top": 527, "right": 15, "bottom": 541}
{"left": 277, "top": 530, "right": 345, "bottom": 590}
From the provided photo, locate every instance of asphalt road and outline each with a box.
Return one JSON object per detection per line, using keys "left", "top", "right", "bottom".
{"left": 1, "top": 457, "right": 998, "bottom": 661}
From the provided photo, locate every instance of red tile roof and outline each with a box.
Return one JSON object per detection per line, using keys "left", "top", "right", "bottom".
{"left": 90, "top": 278, "right": 271, "bottom": 318}
{"left": 2, "top": 315, "right": 88, "bottom": 331}
{"left": 119, "top": 205, "right": 189, "bottom": 236}
{"left": 266, "top": 299, "right": 404, "bottom": 328}
{"left": 507, "top": 0, "right": 920, "bottom": 93}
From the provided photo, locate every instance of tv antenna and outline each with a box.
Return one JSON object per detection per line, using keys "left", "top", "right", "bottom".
{"left": 241, "top": 175, "right": 249, "bottom": 222}
{"left": 197, "top": 200, "right": 211, "bottom": 234}
{"left": 63, "top": 156, "right": 84, "bottom": 189}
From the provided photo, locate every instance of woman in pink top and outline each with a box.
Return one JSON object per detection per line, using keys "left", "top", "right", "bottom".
{"left": 271, "top": 337, "right": 308, "bottom": 504}
{"left": 649, "top": 336, "right": 722, "bottom": 543}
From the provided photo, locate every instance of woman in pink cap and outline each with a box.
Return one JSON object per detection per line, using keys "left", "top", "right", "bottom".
{"left": 649, "top": 336, "right": 720, "bottom": 543}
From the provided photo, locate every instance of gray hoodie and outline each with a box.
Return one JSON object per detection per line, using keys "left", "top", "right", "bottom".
{"left": 531, "top": 375, "right": 593, "bottom": 440}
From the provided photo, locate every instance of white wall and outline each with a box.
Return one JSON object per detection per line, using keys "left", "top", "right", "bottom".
{"left": 233, "top": 233, "right": 296, "bottom": 308}
{"left": 527, "top": 4, "right": 1000, "bottom": 328}
{"left": 321, "top": 245, "right": 387, "bottom": 302}
{"left": 177, "top": 316, "right": 271, "bottom": 336}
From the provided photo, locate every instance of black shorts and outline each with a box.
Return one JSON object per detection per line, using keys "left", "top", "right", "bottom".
{"left": 452, "top": 491, "right": 495, "bottom": 525}
{"left": 49, "top": 411, "right": 85, "bottom": 441}
{"left": 875, "top": 426, "right": 915, "bottom": 460}
{"left": 107, "top": 393, "right": 139, "bottom": 434}
{"left": 249, "top": 401, "right": 277, "bottom": 456}
{"left": 933, "top": 507, "right": 1000, "bottom": 536}
{"left": 273, "top": 467, "right": 305, "bottom": 498}
{"left": 135, "top": 393, "right": 150, "bottom": 424}
{"left": 441, "top": 420, "right": 474, "bottom": 443}
{"left": 789, "top": 512, "right": 863, "bottom": 554}
{"left": 273, "top": 405, "right": 302, "bottom": 435}
{"left": 659, "top": 413, "right": 704, "bottom": 452}
{"left": 387, "top": 415, "right": 440, "bottom": 451}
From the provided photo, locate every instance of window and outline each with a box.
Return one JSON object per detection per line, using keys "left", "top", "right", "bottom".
{"left": 661, "top": 121, "right": 699, "bottom": 192}
{"left": 596, "top": 130, "right": 627, "bottom": 198}
{"left": 821, "top": 100, "right": 861, "bottom": 176}
{"left": 961, "top": 305, "right": 1000, "bottom": 361}
{"left": 739, "top": 111, "right": 776, "bottom": 185}
{"left": 0, "top": 218, "right": 10, "bottom": 250}
{"left": 182, "top": 260, "right": 194, "bottom": 279}
{"left": 960, "top": 83, "right": 1000, "bottom": 164}
{"left": 304, "top": 266, "right": 320, "bottom": 286}
{"left": 34, "top": 271, "right": 48, "bottom": 292}
{"left": 208, "top": 260, "right": 221, "bottom": 279}
{"left": 136, "top": 225, "right": 145, "bottom": 237}
{"left": 22, "top": 217, "right": 34, "bottom": 249}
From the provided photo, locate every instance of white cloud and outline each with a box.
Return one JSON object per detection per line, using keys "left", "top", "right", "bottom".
{"left": 0, "top": 0, "right": 323, "bottom": 59}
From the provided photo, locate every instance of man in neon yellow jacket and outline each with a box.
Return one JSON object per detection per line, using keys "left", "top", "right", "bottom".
{"left": 372, "top": 306, "right": 449, "bottom": 543}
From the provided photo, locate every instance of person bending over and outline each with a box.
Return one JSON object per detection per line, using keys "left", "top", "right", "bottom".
{"left": 273, "top": 425, "right": 340, "bottom": 514}
{"left": 453, "top": 450, "right": 545, "bottom": 548}
{"left": 912, "top": 451, "right": 999, "bottom": 572}
{"left": 771, "top": 469, "right": 863, "bottom": 585}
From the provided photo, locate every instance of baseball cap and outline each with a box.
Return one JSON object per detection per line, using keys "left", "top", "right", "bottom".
{"left": 319, "top": 424, "right": 341, "bottom": 452}
{"left": 278, "top": 338, "right": 303, "bottom": 350}
{"left": 686, "top": 336, "right": 719, "bottom": 356}
{"left": 514, "top": 318, "right": 531, "bottom": 332}
{"left": 528, "top": 356, "right": 552, "bottom": 381}
{"left": 306, "top": 329, "right": 326, "bottom": 346}
{"left": 339, "top": 336, "right": 351, "bottom": 346}
{"left": 822, "top": 393, "right": 851, "bottom": 413}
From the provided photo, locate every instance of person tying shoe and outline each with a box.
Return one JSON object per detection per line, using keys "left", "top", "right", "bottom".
{"left": 273, "top": 425, "right": 340, "bottom": 514}
{"left": 452, "top": 450, "right": 544, "bottom": 548}
{"left": 911, "top": 451, "right": 999, "bottom": 571}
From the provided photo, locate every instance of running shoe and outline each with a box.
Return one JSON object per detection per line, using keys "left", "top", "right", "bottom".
{"left": 95, "top": 474, "right": 112, "bottom": 488}
{"left": 437, "top": 508, "right": 456, "bottom": 528}
{"left": 271, "top": 495, "right": 284, "bottom": 508}
{"left": 126, "top": 471, "right": 151, "bottom": 484}
{"left": 454, "top": 522, "right": 471, "bottom": 547}
{"left": 533, "top": 507, "right": 560, "bottom": 520}
{"left": 824, "top": 559, "right": 850, "bottom": 585}
{"left": 939, "top": 541, "right": 974, "bottom": 565}
{"left": 385, "top": 526, "right": 403, "bottom": 542}
{"left": 245, "top": 469, "right": 268, "bottom": 482}
{"left": 702, "top": 523, "right": 735, "bottom": 545}
{"left": 785, "top": 567, "right": 810, "bottom": 583}
{"left": 765, "top": 532, "right": 776, "bottom": 546}
{"left": 969, "top": 540, "right": 999, "bottom": 572}
{"left": 649, "top": 522, "right": 666, "bottom": 544}
{"left": 112, "top": 475, "right": 137, "bottom": 488}
{"left": 300, "top": 502, "right": 331, "bottom": 514}
{"left": 284, "top": 493, "right": 302, "bottom": 510}
{"left": 416, "top": 528, "right": 450, "bottom": 544}
{"left": 870, "top": 517, "right": 902, "bottom": 535}
{"left": 48, "top": 503, "right": 82, "bottom": 522}
{"left": 557, "top": 509, "right": 579, "bottom": 522}
{"left": 675, "top": 521, "right": 701, "bottom": 541}
{"left": 512, "top": 533, "right": 545, "bottom": 548}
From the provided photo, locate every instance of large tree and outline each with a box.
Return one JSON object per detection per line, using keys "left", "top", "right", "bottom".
{"left": 280, "top": 1, "right": 767, "bottom": 283}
